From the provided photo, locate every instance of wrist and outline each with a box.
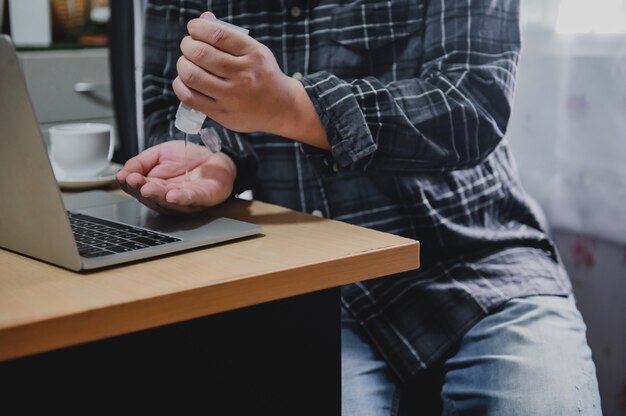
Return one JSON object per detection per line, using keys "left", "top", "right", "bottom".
{"left": 272, "top": 76, "right": 329, "bottom": 150}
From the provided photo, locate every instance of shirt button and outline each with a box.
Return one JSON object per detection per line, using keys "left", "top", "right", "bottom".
{"left": 291, "top": 72, "right": 303, "bottom": 80}
{"left": 311, "top": 210, "right": 324, "bottom": 218}
{"left": 332, "top": 163, "right": 339, "bottom": 172}
{"left": 290, "top": 6, "right": 302, "bottom": 18}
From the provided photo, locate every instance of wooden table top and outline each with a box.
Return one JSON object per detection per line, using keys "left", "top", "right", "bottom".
{"left": 0, "top": 199, "right": 419, "bottom": 361}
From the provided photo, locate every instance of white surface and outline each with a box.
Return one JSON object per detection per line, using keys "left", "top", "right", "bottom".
{"left": 512, "top": 5, "right": 626, "bottom": 415}
{"left": 556, "top": 0, "right": 626, "bottom": 34}
{"left": 553, "top": 230, "right": 626, "bottom": 416}
{"left": 507, "top": 24, "right": 626, "bottom": 245}
{"left": 56, "top": 162, "right": 122, "bottom": 191}
{"left": 8, "top": 0, "right": 51, "bottom": 47}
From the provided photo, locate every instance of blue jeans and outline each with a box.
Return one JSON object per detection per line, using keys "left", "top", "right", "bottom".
{"left": 342, "top": 295, "right": 602, "bottom": 415}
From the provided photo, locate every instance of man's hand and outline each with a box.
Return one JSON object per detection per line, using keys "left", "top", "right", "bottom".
{"left": 174, "top": 12, "right": 329, "bottom": 150}
{"left": 116, "top": 141, "right": 236, "bottom": 215}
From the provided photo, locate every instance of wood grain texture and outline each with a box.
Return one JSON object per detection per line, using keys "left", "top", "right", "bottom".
{"left": 0, "top": 199, "right": 419, "bottom": 361}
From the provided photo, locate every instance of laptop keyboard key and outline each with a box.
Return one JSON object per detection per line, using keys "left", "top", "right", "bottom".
{"left": 82, "top": 250, "right": 114, "bottom": 258}
{"left": 69, "top": 211, "right": 181, "bottom": 258}
{"left": 118, "top": 233, "right": 137, "bottom": 239}
{"left": 119, "top": 241, "right": 150, "bottom": 250}
{"left": 79, "top": 246, "right": 103, "bottom": 255}
{"left": 130, "top": 236, "right": 162, "bottom": 246}
{"left": 161, "top": 237, "right": 180, "bottom": 243}
{"left": 107, "top": 245, "right": 134, "bottom": 253}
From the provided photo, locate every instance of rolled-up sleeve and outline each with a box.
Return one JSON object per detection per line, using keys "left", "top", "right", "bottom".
{"left": 300, "top": 0, "right": 520, "bottom": 174}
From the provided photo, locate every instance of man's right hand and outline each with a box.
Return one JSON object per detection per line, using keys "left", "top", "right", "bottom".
{"left": 116, "top": 141, "right": 236, "bottom": 215}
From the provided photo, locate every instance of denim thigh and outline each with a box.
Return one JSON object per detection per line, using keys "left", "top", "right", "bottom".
{"left": 441, "top": 295, "right": 602, "bottom": 416}
{"left": 341, "top": 296, "right": 602, "bottom": 416}
{"left": 342, "top": 304, "right": 400, "bottom": 416}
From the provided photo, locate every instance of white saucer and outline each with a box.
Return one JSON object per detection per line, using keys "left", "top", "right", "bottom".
{"left": 56, "top": 162, "right": 123, "bottom": 191}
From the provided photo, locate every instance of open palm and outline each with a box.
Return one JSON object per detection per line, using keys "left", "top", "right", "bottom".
{"left": 116, "top": 141, "right": 236, "bottom": 214}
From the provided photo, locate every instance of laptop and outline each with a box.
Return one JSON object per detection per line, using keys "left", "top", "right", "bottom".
{"left": 0, "top": 35, "right": 261, "bottom": 271}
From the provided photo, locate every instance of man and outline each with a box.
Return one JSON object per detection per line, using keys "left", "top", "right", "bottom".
{"left": 117, "top": 1, "right": 602, "bottom": 414}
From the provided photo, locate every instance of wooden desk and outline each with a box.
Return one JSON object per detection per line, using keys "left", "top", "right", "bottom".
{"left": 0, "top": 199, "right": 419, "bottom": 413}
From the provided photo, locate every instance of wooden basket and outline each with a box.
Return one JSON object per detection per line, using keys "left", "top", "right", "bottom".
{"left": 50, "top": 0, "right": 87, "bottom": 33}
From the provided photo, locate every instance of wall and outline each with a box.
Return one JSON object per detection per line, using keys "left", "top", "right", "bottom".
{"left": 553, "top": 231, "right": 626, "bottom": 416}
{"left": 507, "top": 21, "right": 626, "bottom": 416}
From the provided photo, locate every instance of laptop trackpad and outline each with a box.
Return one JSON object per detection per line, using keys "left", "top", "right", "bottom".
{"left": 66, "top": 191, "right": 258, "bottom": 243}
{"left": 63, "top": 190, "right": 131, "bottom": 211}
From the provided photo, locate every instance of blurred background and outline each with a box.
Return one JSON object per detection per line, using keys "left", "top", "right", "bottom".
{"left": 0, "top": 0, "right": 624, "bottom": 414}
{"left": 511, "top": 2, "right": 626, "bottom": 415}
{"left": 1, "top": 0, "right": 110, "bottom": 48}
{"left": 0, "top": 0, "right": 116, "bottom": 158}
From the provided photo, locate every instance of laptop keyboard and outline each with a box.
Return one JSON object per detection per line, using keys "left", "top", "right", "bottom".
{"left": 68, "top": 212, "right": 182, "bottom": 258}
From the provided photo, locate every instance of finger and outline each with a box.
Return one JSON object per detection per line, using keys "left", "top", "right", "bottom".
{"left": 117, "top": 179, "right": 140, "bottom": 200}
{"left": 180, "top": 37, "right": 241, "bottom": 78}
{"left": 115, "top": 148, "right": 159, "bottom": 190}
{"left": 116, "top": 169, "right": 130, "bottom": 185}
{"left": 128, "top": 184, "right": 201, "bottom": 215}
{"left": 138, "top": 181, "right": 188, "bottom": 214}
{"left": 165, "top": 188, "right": 195, "bottom": 206}
{"left": 148, "top": 175, "right": 229, "bottom": 213}
{"left": 165, "top": 182, "right": 215, "bottom": 206}
{"left": 125, "top": 172, "right": 148, "bottom": 192}
{"left": 120, "top": 173, "right": 150, "bottom": 202}
{"left": 116, "top": 167, "right": 141, "bottom": 187}
{"left": 145, "top": 160, "right": 187, "bottom": 180}
{"left": 120, "top": 146, "right": 161, "bottom": 177}
{"left": 143, "top": 186, "right": 208, "bottom": 214}
{"left": 136, "top": 195, "right": 178, "bottom": 215}
{"left": 130, "top": 179, "right": 199, "bottom": 215}
{"left": 140, "top": 177, "right": 214, "bottom": 208}
{"left": 141, "top": 170, "right": 212, "bottom": 204}
{"left": 116, "top": 171, "right": 137, "bottom": 196}
{"left": 139, "top": 179, "right": 171, "bottom": 200}
{"left": 176, "top": 56, "right": 229, "bottom": 98}
{"left": 173, "top": 76, "right": 219, "bottom": 112}
{"left": 177, "top": 176, "right": 230, "bottom": 207}
{"left": 187, "top": 18, "right": 250, "bottom": 56}
{"left": 117, "top": 179, "right": 134, "bottom": 198}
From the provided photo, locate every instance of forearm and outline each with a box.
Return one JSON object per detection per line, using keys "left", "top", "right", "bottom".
{"left": 269, "top": 77, "right": 330, "bottom": 150}
{"left": 297, "top": 0, "right": 520, "bottom": 174}
{"left": 300, "top": 68, "right": 516, "bottom": 173}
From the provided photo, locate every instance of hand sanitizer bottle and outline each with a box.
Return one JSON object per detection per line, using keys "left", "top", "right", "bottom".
{"left": 174, "top": 18, "right": 249, "bottom": 154}
{"left": 175, "top": 103, "right": 205, "bottom": 135}
{"left": 174, "top": 103, "right": 221, "bottom": 153}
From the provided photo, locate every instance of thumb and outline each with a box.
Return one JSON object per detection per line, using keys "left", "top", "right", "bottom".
{"left": 165, "top": 187, "right": 195, "bottom": 206}
{"left": 200, "top": 11, "right": 216, "bottom": 20}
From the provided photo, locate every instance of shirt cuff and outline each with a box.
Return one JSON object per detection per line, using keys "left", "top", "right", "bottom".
{"left": 299, "top": 71, "right": 377, "bottom": 173}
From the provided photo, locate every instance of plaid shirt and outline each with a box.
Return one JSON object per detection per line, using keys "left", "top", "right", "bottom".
{"left": 143, "top": 0, "right": 571, "bottom": 382}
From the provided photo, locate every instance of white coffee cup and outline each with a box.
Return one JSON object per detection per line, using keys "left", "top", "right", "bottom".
{"left": 48, "top": 123, "right": 114, "bottom": 178}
